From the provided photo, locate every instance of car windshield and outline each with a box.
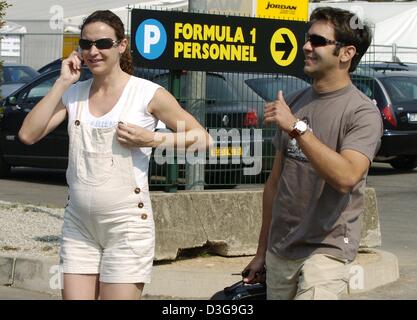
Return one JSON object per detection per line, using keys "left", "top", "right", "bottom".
{"left": 2, "top": 66, "right": 39, "bottom": 84}
{"left": 152, "top": 72, "right": 239, "bottom": 103}
{"left": 245, "top": 76, "right": 310, "bottom": 102}
{"left": 380, "top": 77, "right": 417, "bottom": 104}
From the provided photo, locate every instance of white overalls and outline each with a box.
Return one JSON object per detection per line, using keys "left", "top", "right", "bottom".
{"left": 60, "top": 84, "right": 155, "bottom": 284}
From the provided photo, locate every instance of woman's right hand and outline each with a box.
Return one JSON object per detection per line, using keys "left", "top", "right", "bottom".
{"left": 242, "top": 254, "right": 266, "bottom": 284}
{"left": 59, "top": 50, "right": 83, "bottom": 84}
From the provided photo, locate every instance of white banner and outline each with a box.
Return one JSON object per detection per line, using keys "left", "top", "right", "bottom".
{"left": 1, "top": 35, "right": 21, "bottom": 57}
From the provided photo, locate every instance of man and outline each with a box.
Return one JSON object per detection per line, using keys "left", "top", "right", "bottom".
{"left": 243, "top": 7, "right": 383, "bottom": 300}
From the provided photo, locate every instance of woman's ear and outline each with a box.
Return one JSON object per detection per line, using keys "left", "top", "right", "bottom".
{"left": 119, "top": 38, "right": 128, "bottom": 55}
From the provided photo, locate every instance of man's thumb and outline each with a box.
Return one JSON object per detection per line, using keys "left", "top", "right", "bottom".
{"left": 278, "top": 90, "right": 285, "bottom": 102}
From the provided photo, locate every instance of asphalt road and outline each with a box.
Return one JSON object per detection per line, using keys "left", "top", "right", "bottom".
{"left": 0, "top": 163, "right": 417, "bottom": 299}
{"left": 349, "top": 163, "right": 417, "bottom": 299}
{"left": 0, "top": 168, "right": 68, "bottom": 208}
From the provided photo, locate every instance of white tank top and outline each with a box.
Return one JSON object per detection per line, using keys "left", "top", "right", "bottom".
{"left": 62, "top": 76, "right": 162, "bottom": 188}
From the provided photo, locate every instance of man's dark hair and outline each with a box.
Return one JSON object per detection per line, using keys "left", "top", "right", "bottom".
{"left": 310, "top": 7, "right": 372, "bottom": 72}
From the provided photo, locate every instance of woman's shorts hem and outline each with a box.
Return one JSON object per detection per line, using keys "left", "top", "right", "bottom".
{"left": 62, "top": 266, "right": 100, "bottom": 274}
{"left": 99, "top": 275, "right": 152, "bottom": 284}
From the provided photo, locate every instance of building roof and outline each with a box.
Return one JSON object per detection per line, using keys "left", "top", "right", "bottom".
{"left": 5, "top": 0, "right": 187, "bottom": 20}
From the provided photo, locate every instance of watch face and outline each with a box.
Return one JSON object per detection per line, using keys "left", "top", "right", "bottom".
{"left": 296, "top": 121, "right": 307, "bottom": 132}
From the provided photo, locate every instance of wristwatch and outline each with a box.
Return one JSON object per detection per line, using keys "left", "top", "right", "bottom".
{"left": 289, "top": 119, "right": 308, "bottom": 138}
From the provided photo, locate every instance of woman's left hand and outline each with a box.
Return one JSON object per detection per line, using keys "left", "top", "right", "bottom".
{"left": 116, "top": 122, "right": 154, "bottom": 148}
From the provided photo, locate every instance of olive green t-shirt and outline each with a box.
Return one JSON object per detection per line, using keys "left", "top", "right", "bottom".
{"left": 269, "top": 84, "right": 383, "bottom": 262}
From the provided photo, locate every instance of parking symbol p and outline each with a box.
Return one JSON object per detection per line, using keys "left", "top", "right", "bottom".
{"left": 144, "top": 25, "right": 160, "bottom": 53}
{"left": 136, "top": 19, "right": 167, "bottom": 60}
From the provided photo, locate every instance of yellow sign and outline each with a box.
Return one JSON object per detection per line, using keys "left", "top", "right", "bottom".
{"left": 63, "top": 34, "right": 79, "bottom": 58}
{"left": 270, "top": 28, "right": 297, "bottom": 67}
{"left": 173, "top": 23, "right": 257, "bottom": 62}
{"left": 256, "top": 0, "right": 309, "bottom": 21}
{"left": 210, "top": 147, "right": 243, "bottom": 157}
{"left": 132, "top": 9, "right": 307, "bottom": 74}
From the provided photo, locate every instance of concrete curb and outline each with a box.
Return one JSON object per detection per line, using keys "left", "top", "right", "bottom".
{"left": 0, "top": 256, "right": 14, "bottom": 286}
{"left": 0, "top": 248, "right": 399, "bottom": 299}
{"left": 349, "top": 248, "right": 399, "bottom": 294}
{"left": 0, "top": 254, "right": 59, "bottom": 295}
{"left": 151, "top": 187, "right": 381, "bottom": 260}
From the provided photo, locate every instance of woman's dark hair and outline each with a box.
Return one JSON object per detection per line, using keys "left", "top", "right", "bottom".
{"left": 310, "top": 7, "right": 372, "bottom": 73}
{"left": 80, "top": 10, "right": 133, "bottom": 75}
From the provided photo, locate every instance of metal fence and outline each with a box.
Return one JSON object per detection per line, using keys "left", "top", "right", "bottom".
{"left": 146, "top": 69, "right": 284, "bottom": 190}
{"left": 0, "top": 30, "right": 413, "bottom": 189}
{"left": 370, "top": 44, "right": 417, "bottom": 64}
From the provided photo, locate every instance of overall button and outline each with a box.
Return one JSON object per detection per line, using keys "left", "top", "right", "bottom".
{"left": 138, "top": 202, "right": 144, "bottom": 209}
{"left": 141, "top": 213, "right": 148, "bottom": 220}
{"left": 74, "top": 120, "right": 80, "bottom": 126}
{"left": 134, "top": 187, "right": 141, "bottom": 194}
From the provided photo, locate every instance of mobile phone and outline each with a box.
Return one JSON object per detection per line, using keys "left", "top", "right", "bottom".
{"left": 76, "top": 46, "right": 84, "bottom": 65}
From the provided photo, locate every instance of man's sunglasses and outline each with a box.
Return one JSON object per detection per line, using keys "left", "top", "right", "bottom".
{"left": 79, "top": 38, "right": 120, "bottom": 50}
{"left": 305, "top": 34, "right": 344, "bottom": 47}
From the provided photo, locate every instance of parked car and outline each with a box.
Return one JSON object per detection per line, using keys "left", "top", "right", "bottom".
{"left": 358, "top": 61, "right": 417, "bottom": 72}
{"left": 351, "top": 70, "right": 417, "bottom": 170}
{"left": 142, "top": 70, "right": 267, "bottom": 184}
{"left": 1, "top": 63, "right": 39, "bottom": 99}
{"left": 150, "top": 72, "right": 310, "bottom": 182}
{"left": 0, "top": 67, "right": 92, "bottom": 177}
{"left": 226, "top": 73, "right": 311, "bottom": 178}
{"left": 243, "top": 74, "right": 311, "bottom": 102}
{"left": 37, "top": 58, "right": 63, "bottom": 74}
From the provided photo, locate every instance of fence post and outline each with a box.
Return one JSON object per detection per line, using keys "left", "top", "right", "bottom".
{"left": 165, "top": 70, "right": 180, "bottom": 193}
{"left": 185, "top": 0, "right": 207, "bottom": 191}
{"left": 392, "top": 43, "right": 397, "bottom": 62}
{"left": 185, "top": 71, "right": 206, "bottom": 190}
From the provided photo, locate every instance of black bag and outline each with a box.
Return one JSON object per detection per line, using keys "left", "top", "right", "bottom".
{"left": 210, "top": 280, "right": 266, "bottom": 300}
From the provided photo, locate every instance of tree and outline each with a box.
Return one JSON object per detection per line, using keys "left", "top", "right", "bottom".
{"left": 0, "top": 1, "right": 11, "bottom": 98}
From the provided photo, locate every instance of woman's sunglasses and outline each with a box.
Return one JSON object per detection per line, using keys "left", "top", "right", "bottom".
{"left": 79, "top": 38, "right": 120, "bottom": 50}
{"left": 305, "top": 34, "right": 344, "bottom": 48}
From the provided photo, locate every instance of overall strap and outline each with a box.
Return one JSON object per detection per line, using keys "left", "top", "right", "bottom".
{"left": 75, "top": 100, "right": 85, "bottom": 123}
{"left": 74, "top": 80, "right": 91, "bottom": 123}
{"left": 118, "top": 79, "right": 136, "bottom": 123}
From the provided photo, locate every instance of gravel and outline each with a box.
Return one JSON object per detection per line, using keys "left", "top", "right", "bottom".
{"left": 0, "top": 200, "right": 64, "bottom": 258}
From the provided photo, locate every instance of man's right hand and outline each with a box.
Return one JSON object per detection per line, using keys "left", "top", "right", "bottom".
{"left": 242, "top": 254, "right": 266, "bottom": 284}
{"left": 59, "top": 51, "right": 83, "bottom": 84}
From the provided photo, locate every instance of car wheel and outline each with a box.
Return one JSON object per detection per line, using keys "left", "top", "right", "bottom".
{"left": 389, "top": 155, "right": 417, "bottom": 171}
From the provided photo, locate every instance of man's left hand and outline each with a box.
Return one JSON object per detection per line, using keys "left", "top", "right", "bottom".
{"left": 264, "top": 90, "right": 298, "bottom": 133}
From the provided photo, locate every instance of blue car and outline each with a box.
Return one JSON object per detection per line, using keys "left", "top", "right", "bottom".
{"left": 1, "top": 63, "right": 39, "bottom": 99}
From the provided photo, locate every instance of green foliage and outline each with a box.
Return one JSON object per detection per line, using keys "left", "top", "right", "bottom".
{"left": 0, "top": 1, "right": 10, "bottom": 29}
{"left": 0, "top": 1, "right": 10, "bottom": 26}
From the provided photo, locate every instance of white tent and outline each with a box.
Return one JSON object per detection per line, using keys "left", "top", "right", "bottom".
{"left": 63, "top": 0, "right": 188, "bottom": 33}
{"left": 3, "top": 0, "right": 188, "bottom": 68}
{"left": 0, "top": 22, "right": 27, "bottom": 64}
{"left": 373, "top": 6, "right": 417, "bottom": 62}
{"left": 0, "top": 21, "right": 27, "bottom": 34}
{"left": 5, "top": 0, "right": 187, "bottom": 21}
